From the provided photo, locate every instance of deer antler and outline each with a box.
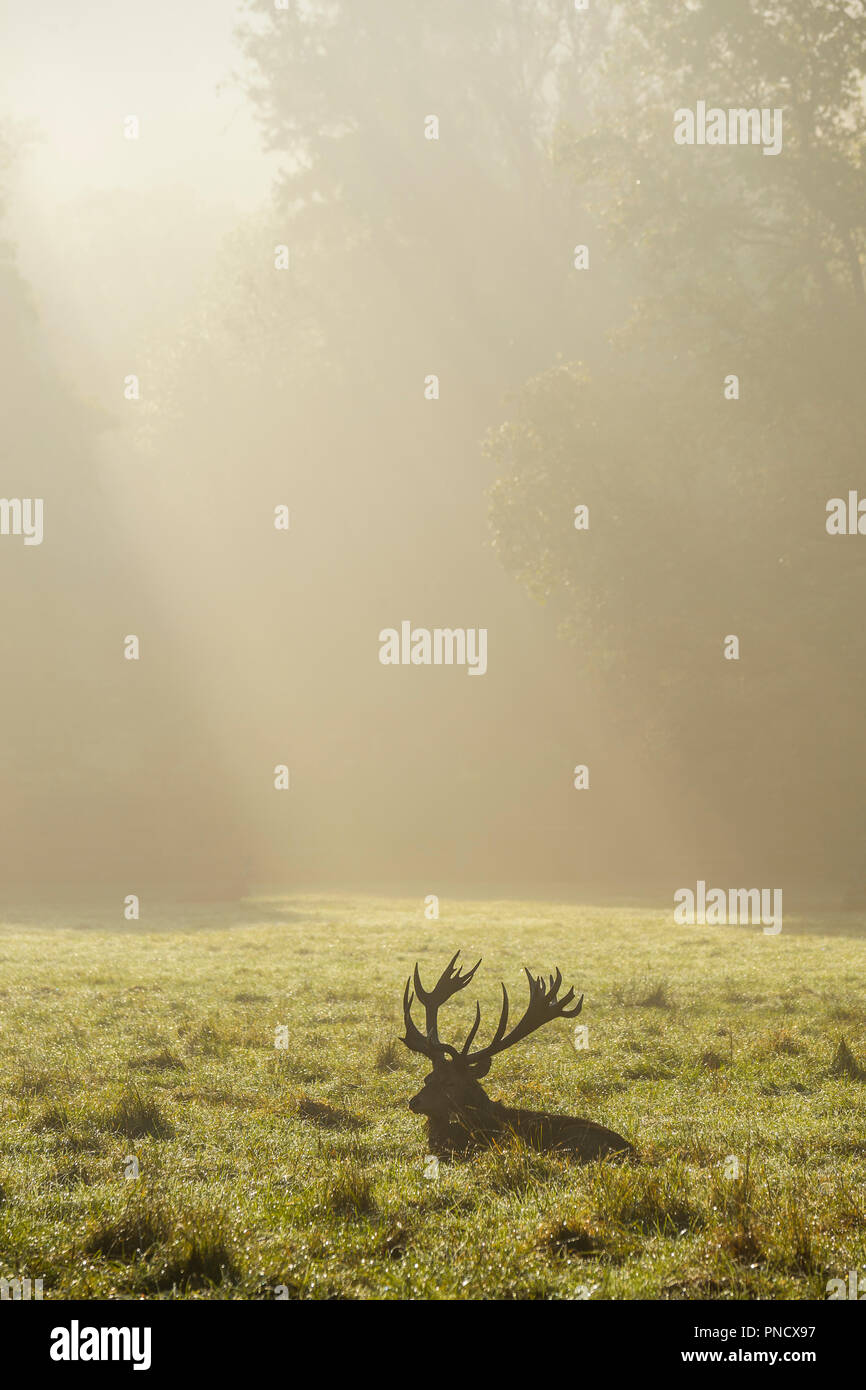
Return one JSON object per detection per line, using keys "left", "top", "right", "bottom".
{"left": 401, "top": 951, "right": 481, "bottom": 1061}
{"left": 401, "top": 955, "right": 582, "bottom": 1076}
{"left": 460, "top": 967, "right": 583, "bottom": 1077}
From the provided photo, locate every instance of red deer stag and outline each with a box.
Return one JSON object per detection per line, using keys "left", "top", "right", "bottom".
{"left": 402, "top": 952, "right": 634, "bottom": 1160}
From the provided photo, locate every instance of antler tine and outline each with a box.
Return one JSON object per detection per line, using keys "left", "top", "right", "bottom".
{"left": 490, "top": 982, "right": 511, "bottom": 1047}
{"left": 405, "top": 956, "right": 480, "bottom": 1050}
{"left": 401, "top": 977, "right": 437, "bottom": 1059}
{"left": 541, "top": 965, "right": 583, "bottom": 1018}
{"left": 460, "top": 980, "right": 510, "bottom": 1061}
{"left": 413, "top": 950, "right": 481, "bottom": 1003}
{"left": 413, "top": 951, "right": 481, "bottom": 1047}
{"left": 464, "top": 966, "right": 584, "bottom": 1072}
{"left": 459, "top": 999, "right": 482, "bottom": 1056}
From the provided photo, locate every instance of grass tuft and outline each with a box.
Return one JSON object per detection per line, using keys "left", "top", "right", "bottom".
{"left": 150, "top": 1228, "right": 239, "bottom": 1290}
{"left": 830, "top": 1036, "right": 865, "bottom": 1080}
{"left": 613, "top": 976, "right": 673, "bottom": 1009}
{"left": 321, "top": 1161, "right": 376, "bottom": 1218}
{"left": 374, "top": 1038, "right": 405, "bottom": 1072}
{"left": 128, "top": 1049, "right": 186, "bottom": 1072}
{"left": 99, "top": 1086, "right": 174, "bottom": 1139}
{"left": 538, "top": 1219, "right": 607, "bottom": 1258}
{"left": 32, "top": 1102, "right": 71, "bottom": 1132}
{"left": 85, "top": 1199, "right": 173, "bottom": 1259}
{"left": 296, "top": 1095, "right": 363, "bottom": 1130}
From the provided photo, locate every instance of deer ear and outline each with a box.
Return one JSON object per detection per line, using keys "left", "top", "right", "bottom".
{"left": 468, "top": 1057, "right": 492, "bottom": 1080}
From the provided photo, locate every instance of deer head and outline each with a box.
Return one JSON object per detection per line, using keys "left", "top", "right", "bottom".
{"left": 401, "top": 952, "right": 584, "bottom": 1136}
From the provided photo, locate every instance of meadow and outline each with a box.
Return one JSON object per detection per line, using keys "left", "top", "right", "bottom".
{"left": 0, "top": 895, "right": 864, "bottom": 1300}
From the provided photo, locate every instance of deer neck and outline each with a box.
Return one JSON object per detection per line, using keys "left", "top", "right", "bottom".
{"left": 453, "top": 1085, "right": 505, "bottom": 1134}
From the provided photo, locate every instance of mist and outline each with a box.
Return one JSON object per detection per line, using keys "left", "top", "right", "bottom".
{"left": 2, "top": 0, "right": 864, "bottom": 908}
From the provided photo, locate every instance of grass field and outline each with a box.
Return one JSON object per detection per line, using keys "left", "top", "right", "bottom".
{"left": 1, "top": 895, "right": 864, "bottom": 1300}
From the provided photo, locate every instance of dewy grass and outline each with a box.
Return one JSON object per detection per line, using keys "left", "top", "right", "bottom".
{"left": 99, "top": 1086, "right": 175, "bottom": 1141}
{"left": 0, "top": 893, "right": 863, "bottom": 1299}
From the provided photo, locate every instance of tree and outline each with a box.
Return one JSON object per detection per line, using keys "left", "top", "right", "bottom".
{"left": 0, "top": 128, "right": 250, "bottom": 903}
{"left": 485, "top": 0, "right": 866, "bottom": 889}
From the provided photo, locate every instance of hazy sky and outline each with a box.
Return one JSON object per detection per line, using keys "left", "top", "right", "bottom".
{"left": 0, "top": 1, "right": 724, "bottom": 899}
{"left": 0, "top": 1, "right": 276, "bottom": 379}
{"left": 0, "top": 0, "right": 271, "bottom": 202}
{"left": 3, "top": 1, "right": 852, "bottom": 903}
